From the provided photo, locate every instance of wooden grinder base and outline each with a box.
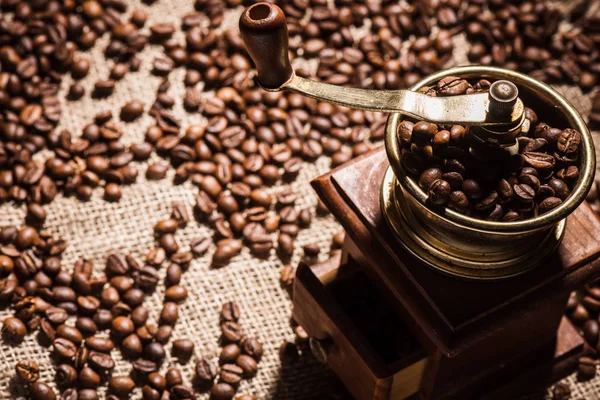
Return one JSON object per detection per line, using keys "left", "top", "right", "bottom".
{"left": 293, "top": 146, "right": 600, "bottom": 400}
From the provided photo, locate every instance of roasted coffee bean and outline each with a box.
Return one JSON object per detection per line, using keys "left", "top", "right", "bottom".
{"left": 147, "top": 372, "right": 167, "bottom": 392}
{"left": 3, "top": 317, "right": 27, "bottom": 342}
{"left": 112, "top": 316, "right": 135, "bottom": 337}
{"left": 142, "top": 385, "right": 161, "bottom": 400}
{"left": 241, "top": 337, "right": 263, "bottom": 360}
{"left": 236, "top": 354, "right": 258, "bottom": 377}
{"left": 220, "top": 343, "right": 241, "bottom": 363}
{"left": 77, "top": 389, "right": 98, "bottom": 400}
{"left": 221, "top": 302, "right": 240, "bottom": 322}
{"left": 56, "top": 324, "right": 83, "bottom": 345}
{"left": 172, "top": 338, "right": 194, "bottom": 360}
{"left": 75, "top": 347, "right": 89, "bottom": 369}
{"left": 131, "top": 306, "right": 149, "bottom": 326}
{"left": 146, "top": 163, "right": 169, "bottom": 180}
{"left": 212, "top": 383, "right": 236, "bottom": 400}
{"left": 79, "top": 367, "right": 101, "bottom": 388}
{"left": 539, "top": 197, "right": 562, "bottom": 214}
{"left": 86, "top": 336, "right": 114, "bottom": 352}
{"left": 221, "top": 321, "right": 244, "bottom": 343}
{"left": 219, "top": 363, "right": 243, "bottom": 385}
{"left": 549, "top": 179, "right": 570, "bottom": 200}
{"left": 213, "top": 239, "right": 242, "bottom": 266}
{"left": 56, "top": 364, "right": 77, "bottom": 387}
{"left": 172, "top": 385, "right": 195, "bottom": 399}
{"left": 437, "top": 76, "right": 470, "bottom": 96}
{"left": 156, "top": 325, "right": 173, "bottom": 344}
{"left": 121, "top": 333, "right": 143, "bottom": 356}
{"left": 120, "top": 100, "right": 144, "bottom": 122}
{"left": 578, "top": 357, "right": 597, "bottom": 380}
{"left": 159, "top": 369, "right": 181, "bottom": 390}
{"left": 145, "top": 342, "right": 166, "bottom": 363}
{"left": 15, "top": 360, "right": 40, "bottom": 383}
{"left": 88, "top": 351, "right": 116, "bottom": 371}
{"left": 196, "top": 359, "right": 217, "bottom": 384}
{"left": 31, "top": 382, "right": 56, "bottom": 400}
{"left": 160, "top": 302, "right": 178, "bottom": 325}
{"left": 419, "top": 168, "right": 442, "bottom": 191}
{"left": 109, "top": 376, "right": 136, "bottom": 397}
{"left": 428, "top": 179, "right": 451, "bottom": 205}
{"left": 552, "top": 383, "right": 571, "bottom": 400}
{"left": 165, "top": 285, "right": 188, "bottom": 303}
{"left": 132, "top": 359, "right": 158, "bottom": 374}
{"left": 557, "top": 129, "right": 581, "bottom": 155}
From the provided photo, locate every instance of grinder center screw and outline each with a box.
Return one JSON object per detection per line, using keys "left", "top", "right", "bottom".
{"left": 489, "top": 80, "right": 519, "bottom": 115}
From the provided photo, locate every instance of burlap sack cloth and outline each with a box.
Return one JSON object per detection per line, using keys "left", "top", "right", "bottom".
{"left": 0, "top": 1, "right": 598, "bottom": 399}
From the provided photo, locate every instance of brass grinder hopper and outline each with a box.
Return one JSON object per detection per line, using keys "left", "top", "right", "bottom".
{"left": 239, "top": 3, "right": 595, "bottom": 280}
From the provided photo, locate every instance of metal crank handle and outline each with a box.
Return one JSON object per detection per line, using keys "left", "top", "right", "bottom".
{"left": 239, "top": 2, "right": 524, "bottom": 128}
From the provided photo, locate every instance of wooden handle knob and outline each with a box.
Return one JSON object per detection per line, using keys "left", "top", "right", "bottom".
{"left": 239, "top": 3, "right": 293, "bottom": 89}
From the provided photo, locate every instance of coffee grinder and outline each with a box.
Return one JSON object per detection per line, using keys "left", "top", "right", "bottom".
{"left": 239, "top": 3, "right": 600, "bottom": 399}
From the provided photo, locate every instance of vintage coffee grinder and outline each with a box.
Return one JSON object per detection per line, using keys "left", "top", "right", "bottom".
{"left": 240, "top": 3, "right": 600, "bottom": 399}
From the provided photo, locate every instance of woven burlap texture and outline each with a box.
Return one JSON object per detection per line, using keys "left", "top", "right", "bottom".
{"left": 1, "top": 0, "right": 599, "bottom": 399}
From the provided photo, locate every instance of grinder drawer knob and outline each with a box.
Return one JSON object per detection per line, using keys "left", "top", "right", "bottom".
{"left": 309, "top": 337, "right": 331, "bottom": 364}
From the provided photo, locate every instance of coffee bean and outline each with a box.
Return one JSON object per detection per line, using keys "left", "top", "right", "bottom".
{"left": 195, "top": 359, "right": 217, "bottom": 385}
{"left": 165, "top": 285, "right": 188, "bottom": 303}
{"left": 552, "top": 383, "right": 571, "bottom": 400}
{"left": 437, "top": 76, "right": 470, "bottom": 95}
{"left": 165, "top": 368, "right": 183, "bottom": 388}
{"left": 104, "top": 183, "right": 122, "bottom": 202}
{"left": 88, "top": 351, "right": 115, "bottom": 371}
{"left": 160, "top": 302, "right": 178, "bottom": 326}
{"left": 3, "top": 317, "right": 27, "bottom": 342}
{"left": 56, "top": 364, "right": 78, "bottom": 387}
{"left": 221, "top": 301, "right": 240, "bottom": 322}
{"left": 109, "top": 376, "right": 135, "bottom": 397}
{"left": 539, "top": 197, "right": 562, "bottom": 214}
{"left": 86, "top": 336, "right": 114, "bottom": 352}
{"left": 240, "top": 337, "right": 263, "bottom": 360}
{"left": 122, "top": 333, "right": 143, "bottom": 357}
{"left": 578, "top": 357, "right": 596, "bottom": 380}
{"left": 112, "top": 316, "right": 135, "bottom": 337}
{"left": 549, "top": 179, "right": 570, "bottom": 200}
{"left": 94, "top": 80, "right": 115, "bottom": 97}
{"left": 77, "top": 389, "right": 98, "bottom": 400}
{"left": 31, "top": 382, "right": 56, "bottom": 400}
{"left": 220, "top": 343, "right": 241, "bottom": 363}
{"left": 212, "top": 239, "right": 242, "bottom": 266}
{"left": 220, "top": 363, "right": 243, "bottom": 385}
{"left": 146, "top": 163, "right": 169, "bottom": 180}
{"left": 15, "top": 360, "right": 40, "bottom": 383}
{"left": 78, "top": 367, "right": 101, "bottom": 388}
{"left": 221, "top": 321, "right": 244, "bottom": 343}
{"left": 212, "top": 383, "right": 236, "bottom": 400}
{"left": 156, "top": 325, "right": 173, "bottom": 344}
{"left": 428, "top": 179, "right": 451, "bottom": 205}
{"left": 172, "top": 338, "right": 194, "bottom": 360}
{"left": 121, "top": 100, "right": 144, "bottom": 122}
{"left": 56, "top": 324, "right": 83, "bottom": 345}
{"left": 144, "top": 342, "right": 166, "bottom": 363}
{"left": 557, "top": 129, "right": 581, "bottom": 155}
{"left": 236, "top": 354, "right": 258, "bottom": 377}
{"left": 583, "top": 319, "right": 600, "bottom": 345}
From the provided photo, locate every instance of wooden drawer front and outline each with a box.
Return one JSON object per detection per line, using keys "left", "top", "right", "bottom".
{"left": 293, "top": 255, "right": 426, "bottom": 400}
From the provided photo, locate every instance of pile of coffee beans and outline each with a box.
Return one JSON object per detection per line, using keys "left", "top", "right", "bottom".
{"left": 193, "top": 302, "right": 262, "bottom": 400}
{"left": 566, "top": 286, "right": 600, "bottom": 382}
{"left": 0, "top": 0, "right": 133, "bottom": 206}
{"left": 397, "top": 76, "right": 582, "bottom": 221}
